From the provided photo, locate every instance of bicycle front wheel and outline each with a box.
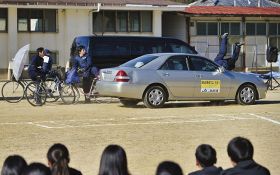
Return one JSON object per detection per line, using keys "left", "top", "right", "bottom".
{"left": 25, "top": 82, "right": 47, "bottom": 106}
{"left": 60, "top": 84, "right": 76, "bottom": 104}
{"left": 1, "top": 80, "right": 25, "bottom": 103}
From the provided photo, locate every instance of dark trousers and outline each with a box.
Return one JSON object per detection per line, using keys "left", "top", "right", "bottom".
{"left": 82, "top": 76, "right": 92, "bottom": 94}
{"left": 214, "top": 37, "right": 241, "bottom": 70}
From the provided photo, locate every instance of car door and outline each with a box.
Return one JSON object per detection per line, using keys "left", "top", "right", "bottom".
{"left": 157, "top": 55, "right": 195, "bottom": 98}
{"left": 188, "top": 56, "right": 232, "bottom": 99}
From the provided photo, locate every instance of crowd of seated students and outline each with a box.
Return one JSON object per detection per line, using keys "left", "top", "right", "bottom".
{"left": 1, "top": 136, "right": 270, "bottom": 175}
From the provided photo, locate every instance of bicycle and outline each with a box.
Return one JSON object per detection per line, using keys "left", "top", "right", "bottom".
{"left": 25, "top": 69, "right": 76, "bottom": 106}
{"left": 1, "top": 77, "right": 30, "bottom": 103}
{"left": 70, "top": 77, "right": 113, "bottom": 104}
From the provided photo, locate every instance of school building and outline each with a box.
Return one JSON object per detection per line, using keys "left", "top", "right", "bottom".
{"left": 0, "top": 0, "right": 280, "bottom": 79}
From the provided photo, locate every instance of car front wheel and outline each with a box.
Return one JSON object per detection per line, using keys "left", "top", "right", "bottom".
{"left": 236, "top": 84, "right": 257, "bottom": 105}
{"left": 143, "top": 86, "right": 167, "bottom": 108}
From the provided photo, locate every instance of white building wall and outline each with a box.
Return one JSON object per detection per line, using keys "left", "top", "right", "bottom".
{"left": 0, "top": 34, "right": 8, "bottom": 69}
{"left": 153, "top": 10, "right": 162, "bottom": 37}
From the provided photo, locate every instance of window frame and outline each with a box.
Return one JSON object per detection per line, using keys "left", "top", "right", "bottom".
{"left": 246, "top": 22, "right": 267, "bottom": 36}
{"left": 220, "top": 22, "right": 241, "bottom": 36}
{"left": 0, "top": 8, "right": 8, "bottom": 32}
{"left": 196, "top": 22, "right": 218, "bottom": 36}
{"left": 160, "top": 55, "right": 189, "bottom": 71}
{"left": 17, "top": 9, "right": 57, "bottom": 33}
{"left": 92, "top": 10, "right": 153, "bottom": 33}
{"left": 188, "top": 56, "right": 219, "bottom": 72}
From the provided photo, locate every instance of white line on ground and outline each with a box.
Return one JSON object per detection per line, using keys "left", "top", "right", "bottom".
{"left": 0, "top": 113, "right": 276, "bottom": 129}
{"left": 249, "top": 113, "right": 280, "bottom": 125}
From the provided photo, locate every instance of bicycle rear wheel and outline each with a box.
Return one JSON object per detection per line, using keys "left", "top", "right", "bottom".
{"left": 45, "top": 79, "right": 60, "bottom": 102}
{"left": 25, "top": 82, "right": 47, "bottom": 106}
{"left": 1, "top": 80, "right": 25, "bottom": 103}
{"left": 60, "top": 84, "right": 76, "bottom": 104}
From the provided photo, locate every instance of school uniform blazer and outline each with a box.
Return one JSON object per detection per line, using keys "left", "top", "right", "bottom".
{"left": 69, "top": 167, "right": 82, "bottom": 175}
{"left": 221, "top": 160, "right": 270, "bottom": 175}
{"left": 188, "top": 166, "right": 222, "bottom": 175}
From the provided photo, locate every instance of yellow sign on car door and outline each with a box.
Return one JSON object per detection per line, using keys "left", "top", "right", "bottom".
{"left": 201, "top": 80, "right": 220, "bottom": 93}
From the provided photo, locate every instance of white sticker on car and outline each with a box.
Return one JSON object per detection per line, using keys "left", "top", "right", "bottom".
{"left": 201, "top": 80, "right": 220, "bottom": 93}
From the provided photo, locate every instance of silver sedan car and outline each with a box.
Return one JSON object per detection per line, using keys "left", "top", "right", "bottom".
{"left": 96, "top": 53, "right": 267, "bottom": 108}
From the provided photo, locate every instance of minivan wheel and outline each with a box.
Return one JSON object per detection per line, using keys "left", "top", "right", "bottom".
{"left": 143, "top": 86, "right": 167, "bottom": 108}
{"left": 119, "top": 99, "right": 140, "bottom": 107}
{"left": 236, "top": 84, "right": 257, "bottom": 105}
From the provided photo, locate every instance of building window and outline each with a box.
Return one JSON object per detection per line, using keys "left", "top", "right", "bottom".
{"left": 196, "top": 22, "right": 218, "bottom": 35}
{"left": 104, "top": 11, "right": 115, "bottom": 32}
{"left": 141, "top": 11, "right": 152, "bottom": 32}
{"left": 269, "top": 37, "right": 280, "bottom": 49}
{"left": 17, "top": 9, "right": 57, "bottom": 32}
{"left": 0, "top": 8, "right": 8, "bottom": 32}
{"left": 221, "top": 22, "right": 240, "bottom": 35}
{"left": 246, "top": 23, "right": 266, "bottom": 36}
{"left": 117, "top": 11, "right": 128, "bottom": 32}
{"left": 92, "top": 11, "right": 152, "bottom": 33}
{"left": 269, "top": 23, "right": 280, "bottom": 36}
{"left": 129, "top": 11, "right": 140, "bottom": 32}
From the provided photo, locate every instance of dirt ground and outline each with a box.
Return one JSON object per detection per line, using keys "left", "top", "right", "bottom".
{"left": 0, "top": 87, "right": 280, "bottom": 175}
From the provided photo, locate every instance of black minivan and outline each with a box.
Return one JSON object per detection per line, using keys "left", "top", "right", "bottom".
{"left": 70, "top": 36, "right": 197, "bottom": 68}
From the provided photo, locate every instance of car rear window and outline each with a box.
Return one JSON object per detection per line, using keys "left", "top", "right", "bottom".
{"left": 120, "top": 55, "right": 159, "bottom": 68}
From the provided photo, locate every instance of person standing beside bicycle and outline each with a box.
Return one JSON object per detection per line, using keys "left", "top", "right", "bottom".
{"left": 28, "top": 47, "right": 54, "bottom": 81}
{"left": 72, "top": 45, "right": 97, "bottom": 103}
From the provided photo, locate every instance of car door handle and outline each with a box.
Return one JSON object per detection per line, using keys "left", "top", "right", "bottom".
{"left": 163, "top": 73, "right": 169, "bottom": 76}
{"left": 195, "top": 75, "right": 203, "bottom": 78}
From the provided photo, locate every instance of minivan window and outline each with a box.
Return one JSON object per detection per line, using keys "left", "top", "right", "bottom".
{"left": 120, "top": 55, "right": 159, "bottom": 68}
{"left": 167, "top": 42, "right": 195, "bottom": 54}
{"left": 92, "top": 42, "right": 130, "bottom": 56}
{"left": 131, "top": 41, "right": 164, "bottom": 56}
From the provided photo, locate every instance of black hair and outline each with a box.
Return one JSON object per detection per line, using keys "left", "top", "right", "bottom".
{"left": 98, "top": 144, "right": 130, "bottom": 175}
{"left": 227, "top": 136, "right": 254, "bottom": 163}
{"left": 22, "top": 163, "right": 51, "bottom": 175}
{"left": 1, "top": 155, "right": 27, "bottom": 175}
{"left": 76, "top": 45, "right": 86, "bottom": 55}
{"left": 195, "top": 144, "right": 217, "bottom": 167}
{"left": 47, "top": 143, "right": 70, "bottom": 175}
{"left": 156, "top": 161, "right": 183, "bottom": 175}
{"left": 36, "top": 47, "right": 45, "bottom": 54}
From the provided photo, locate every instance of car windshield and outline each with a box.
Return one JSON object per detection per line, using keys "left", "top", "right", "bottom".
{"left": 120, "top": 55, "right": 159, "bottom": 68}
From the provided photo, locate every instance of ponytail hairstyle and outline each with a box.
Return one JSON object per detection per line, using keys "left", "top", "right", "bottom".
{"left": 47, "top": 143, "right": 70, "bottom": 175}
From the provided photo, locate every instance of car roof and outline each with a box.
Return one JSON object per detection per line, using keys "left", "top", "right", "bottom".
{"left": 144, "top": 52, "right": 200, "bottom": 57}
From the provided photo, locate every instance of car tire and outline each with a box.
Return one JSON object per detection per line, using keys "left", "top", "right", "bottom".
{"left": 143, "top": 86, "right": 167, "bottom": 108}
{"left": 119, "top": 99, "right": 140, "bottom": 107}
{"left": 236, "top": 84, "right": 257, "bottom": 105}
